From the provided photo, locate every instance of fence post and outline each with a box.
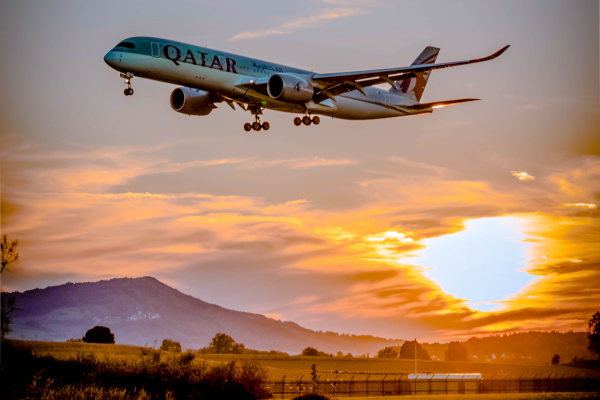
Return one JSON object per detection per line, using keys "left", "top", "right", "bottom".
{"left": 446, "top": 374, "right": 449, "bottom": 395}
{"left": 350, "top": 375, "right": 354, "bottom": 397}
{"left": 518, "top": 374, "right": 523, "bottom": 393}
{"left": 366, "top": 374, "right": 370, "bottom": 397}
{"left": 282, "top": 375, "right": 286, "bottom": 399}
{"left": 574, "top": 373, "right": 579, "bottom": 392}
{"left": 504, "top": 374, "right": 509, "bottom": 394}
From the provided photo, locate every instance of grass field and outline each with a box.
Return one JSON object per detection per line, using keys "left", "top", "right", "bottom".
{"left": 9, "top": 340, "right": 598, "bottom": 381}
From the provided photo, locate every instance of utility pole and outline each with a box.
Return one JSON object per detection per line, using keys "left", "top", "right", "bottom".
{"left": 415, "top": 338, "right": 417, "bottom": 375}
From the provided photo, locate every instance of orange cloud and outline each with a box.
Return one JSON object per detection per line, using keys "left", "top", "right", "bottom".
{"left": 2, "top": 135, "right": 599, "bottom": 340}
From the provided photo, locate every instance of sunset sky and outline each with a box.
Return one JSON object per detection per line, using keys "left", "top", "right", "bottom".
{"left": 1, "top": 0, "right": 599, "bottom": 342}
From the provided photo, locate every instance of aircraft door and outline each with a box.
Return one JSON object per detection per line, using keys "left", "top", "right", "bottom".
{"left": 151, "top": 42, "right": 160, "bottom": 58}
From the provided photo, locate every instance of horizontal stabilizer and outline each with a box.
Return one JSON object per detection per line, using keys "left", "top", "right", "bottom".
{"left": 410, "top": 98, "right": 480, "bottom": 110}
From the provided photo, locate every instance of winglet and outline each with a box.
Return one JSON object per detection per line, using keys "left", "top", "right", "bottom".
{"left": 480, "top": 45, "right": 510, "bottom": 62}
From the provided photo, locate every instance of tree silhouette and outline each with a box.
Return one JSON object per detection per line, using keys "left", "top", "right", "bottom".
{"left": 588, "top": 311, "right": 600, "bottom": 359}
{"left": 1, "top": 235, "right": 20, "bottom": 339}
{"left": 400, "top": 340, "right": 431, "bottom": 360}
{"left": 82, "top": 326, "right": 115, "bottom": 344}
{"left": 445, "top": 341, "right": 470, "bottom": 362}
{"left": 377, "top": 346, "right": 399, "bottom": 359}
{"left": 160, "top": 339, "right": 182, "bottom": 352}
{"left": 1, "top": 235, "right": 19, "bottom": 273}
{"left": 551, "top": 354, "right": 561, "bottom": 365}
{"left": 209, "top": 333, "right": 235, "bottom": 354}
{"left": 302, "top": 346, "right": 319, "bottom": 356}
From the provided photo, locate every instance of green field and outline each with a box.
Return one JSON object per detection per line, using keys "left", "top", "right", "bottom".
{"left": 11, "top": 340, "right": 598, "bottom": 381}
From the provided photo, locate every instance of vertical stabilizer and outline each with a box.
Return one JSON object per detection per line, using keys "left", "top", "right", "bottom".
{"left": 390, "top": 46, "right": 439, "bottom": 102}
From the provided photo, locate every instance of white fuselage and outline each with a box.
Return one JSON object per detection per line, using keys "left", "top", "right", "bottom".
{"left": 104, "top": 37, "right": 428, "bottom": 120}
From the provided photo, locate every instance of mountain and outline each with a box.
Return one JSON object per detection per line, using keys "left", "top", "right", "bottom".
{"left": 2, "top": 277, "right": 403, "bottom": 354}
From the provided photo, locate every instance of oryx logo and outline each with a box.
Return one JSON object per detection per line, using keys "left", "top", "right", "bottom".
{"left": 294, "top": 83, "right": 301, "bottom": 92}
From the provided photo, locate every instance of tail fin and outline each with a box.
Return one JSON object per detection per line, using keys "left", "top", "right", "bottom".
{"left": 390, "top": 46, "right": 439, "bottom": 102}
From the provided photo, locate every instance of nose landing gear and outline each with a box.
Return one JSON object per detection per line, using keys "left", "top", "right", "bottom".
{"left": 120, "top": 72, "right": 134, "bottom": 96}
{"left": 294, "top": 114, "right": 320, "bottom": 127}
{"left": 244, "top": 106, "right": 270, "bottom": 131}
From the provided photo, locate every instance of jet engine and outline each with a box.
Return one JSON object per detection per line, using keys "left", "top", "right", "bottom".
{"left": 267, "top": 74, "right": 313, "bottom": 103}
{"left": 170, "top": 87, "right": 216, "bottom": 116}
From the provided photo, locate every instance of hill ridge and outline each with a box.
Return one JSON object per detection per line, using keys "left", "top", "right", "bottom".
{"left": 3, "top": 276, "right": 403, "bottom": 354}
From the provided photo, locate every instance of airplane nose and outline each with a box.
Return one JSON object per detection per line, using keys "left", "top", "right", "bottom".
{"left": 104, "top": 51, "right": 119, "bottom": 69}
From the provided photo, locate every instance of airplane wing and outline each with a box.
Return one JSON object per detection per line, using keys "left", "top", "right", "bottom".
{"left": 311, "top": 46, "right": 509, "bottom": 103}
{"left": 312, "top": 46, "right": 509, "bottom": 84}
{"left": 408, "top": 98, "right": 480, "bottom": 110}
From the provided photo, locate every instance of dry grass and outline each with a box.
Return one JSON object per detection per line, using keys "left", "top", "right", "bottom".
{"left": 10, "top": 340, "right": 599, "bottom": 381}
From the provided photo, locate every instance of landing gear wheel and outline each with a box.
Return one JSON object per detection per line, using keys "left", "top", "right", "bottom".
{"left": 252, "top": 122, "right": 262, "bottom": 131}
{"left": 124, "top": 89, "right": 130, "bottom": 96}
{"left": 294, "top": 117, "right": 302, "bottom": 126}
{"left": 244, "top": 123, "right": 252, "bottom": 132}
{"left": 302, "top": 116, "right": 312, "bottom": 125}
{"left": 312, "top": 116, "right": 320, "bottom": 125}
{"left": 127, "top": 88, "right": 134, "bottom": 95}
{"left": 262, "top": 122, "right": 270, "bottom": 131}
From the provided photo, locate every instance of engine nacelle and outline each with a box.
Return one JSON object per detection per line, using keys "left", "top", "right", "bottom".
{"left": 267, "top": 74, "right": 313, "bottom": 103}
{"left": 170, "top": 87, "right": 215, "bottom": 116}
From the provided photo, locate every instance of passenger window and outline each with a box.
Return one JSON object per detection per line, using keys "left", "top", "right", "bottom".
{"left": 116, "top": 42, "right": 135, "bottom": 49}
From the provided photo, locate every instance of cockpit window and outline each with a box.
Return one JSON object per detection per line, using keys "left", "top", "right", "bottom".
{"left": 115, "top": 41, "right": 135, "bottom": 49}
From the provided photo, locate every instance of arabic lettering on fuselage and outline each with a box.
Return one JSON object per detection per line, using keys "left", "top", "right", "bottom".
{"left": 252, "top": 62, "right": 283, "bottom": 73}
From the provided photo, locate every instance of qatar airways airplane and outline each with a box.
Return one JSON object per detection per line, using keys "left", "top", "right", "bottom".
{"left": 104, "top": 37, "right": 509, "bottom": 131}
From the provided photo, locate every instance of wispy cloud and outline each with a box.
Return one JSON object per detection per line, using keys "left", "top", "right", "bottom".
{"left": 229, "top": 8, "right": 366, "bottom": 41}
{"left": 243, "top": 156, "right": 356, "bottom": 169}
{"left": 512, "top": 171, "right": 535, "bottom": 181}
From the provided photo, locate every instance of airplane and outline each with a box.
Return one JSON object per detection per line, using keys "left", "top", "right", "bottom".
{"left": 103, "top": 37, "right": 509, "bottom": 131}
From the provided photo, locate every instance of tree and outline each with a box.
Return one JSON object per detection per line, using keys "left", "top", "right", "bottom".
{"left": 160, "top": 339, "right": 182, "bottom": 352}
{"left": 1, "top": 235, "right": 19, "bottom": 273}
{"left": 399, "top": 340, "right": 431, "bottom": 360}
{"left": 302, "top": 346, "right": 319, "bottom": 356}
{"left": 551, "top": 354, "right": 561, "bottom": 365}
{"left": 82, "top": 326, "right": 115, "bottom": 344}
{"left": 336, "top": 351, "right": 344, "bottom": 357}
{"left": 209, "top": 333, "right": 235, "bottom": 354}
{"left": 231, "top": 342, "right": 246, "bottom": 354}
{"left": 377, "top": 346, "right": 399, "bottom": 359}
{"left": 1, "top": 235, "right": 20, "bottom": 339}
{"left": 445, "top": 341, "right": 470, "bottom": 362}
{"left": 587, "top": 311, "right": 600, "bottom": 360}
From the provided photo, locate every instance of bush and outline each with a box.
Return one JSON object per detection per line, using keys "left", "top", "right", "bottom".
{"left": 160, "top": 339, "right": 182, "bottom": 353}
{"left": 1, "top": 341, "right": 271, "bottom": 400}
{"left": 292, "top": 395, "right": 330, "bottom": 400}
{"left": 82, "top": 326, "right": 115, "bottom": 344}
{"left": 301, "top": 347, "right": 331, "bottom": 357}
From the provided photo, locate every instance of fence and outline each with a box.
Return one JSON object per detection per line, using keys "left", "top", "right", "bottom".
{"left": 266, "top": 374, "right": 600, "bottom": 398}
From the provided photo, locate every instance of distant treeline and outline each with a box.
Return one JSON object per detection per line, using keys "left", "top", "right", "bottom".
{"left": 421, "top": 331, "right": 594, "bottom": 364}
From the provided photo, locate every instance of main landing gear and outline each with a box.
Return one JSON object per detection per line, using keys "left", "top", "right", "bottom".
{"left": 294, "top": 115, "right": 320, "bottom": 126}
{"left": 244, "top": 106, "right": 270, "bottom": 131}
{"left": 121, "top": 72, "right": 134, "bottom": 96}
